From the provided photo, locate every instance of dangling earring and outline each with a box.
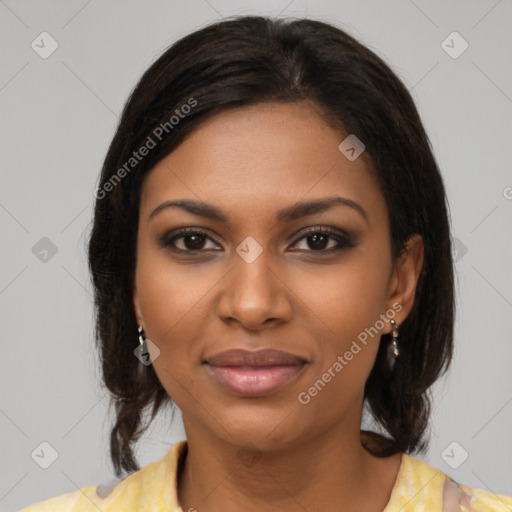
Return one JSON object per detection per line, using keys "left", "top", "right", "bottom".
{"left": 388, "top": 319, "right": 399, "bottom": 370}
{"left": 138, "top": 324, "right": 146, "bottom": 343}
{"left": 138, "top": 325, "right": 148, "bottom": 354}
{"left": 135, "top": 324, "right": 151, "bottom": 366}
{"left": 135, "top": 325, "right": 160, "bottom": 366}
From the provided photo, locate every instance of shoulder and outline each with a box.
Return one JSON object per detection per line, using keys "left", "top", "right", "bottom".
{"left": 18, "top": 483, "right": 99, "bottom": 512}
{"left": 19, "top": 441, "right": 187, "bottom": 512}
{"left": 451, "top": 481, "right": 512, "bottom": 512}
{"left": 394, "top": 453, "right": 512, "bottom": 512}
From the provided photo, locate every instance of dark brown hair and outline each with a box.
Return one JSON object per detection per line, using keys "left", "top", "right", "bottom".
{"left": 87, "top": 15, "right": 455, "bottom": 477}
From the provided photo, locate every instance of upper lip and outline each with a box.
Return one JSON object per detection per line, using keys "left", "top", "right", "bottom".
{"left": 205, "top": 349, "right": 307, "bottom": 367}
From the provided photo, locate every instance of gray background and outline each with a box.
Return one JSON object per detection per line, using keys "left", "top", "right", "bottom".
{"left": 1, "top": 0, "right": 511, "bottom": 510}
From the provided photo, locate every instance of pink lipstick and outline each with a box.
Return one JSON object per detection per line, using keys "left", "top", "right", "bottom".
{"left": 205, "top": 349, "right": 306, "bottom": 397}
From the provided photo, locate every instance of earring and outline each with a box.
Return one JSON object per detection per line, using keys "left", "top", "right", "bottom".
{"left": 138, "top": 325, "right": 147, "bottom": 352}
{"left": 135, "top": 325, "right": 160, "bottom": 366}
{"left": 388, "top": 319, "right": 399, "bottom": 370}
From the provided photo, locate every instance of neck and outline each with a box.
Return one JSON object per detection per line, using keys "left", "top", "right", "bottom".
{"left": 177, "top": 422, "right": 400, "bottom": 512}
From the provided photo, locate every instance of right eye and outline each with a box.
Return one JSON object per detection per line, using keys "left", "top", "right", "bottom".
{"left": 159, "top": 228, "right": 222, "bottom": 253}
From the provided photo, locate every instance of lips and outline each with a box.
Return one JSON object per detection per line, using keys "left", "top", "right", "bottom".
{"left": 205, "top": 349, "right": 307, "bottom": 397}
{"left": 206, "top": 349, "right": 306, "bottom": 367}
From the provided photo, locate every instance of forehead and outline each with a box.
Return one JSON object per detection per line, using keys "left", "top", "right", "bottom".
{"left": 140, "top": 102, "right": 385, "bottom": 224}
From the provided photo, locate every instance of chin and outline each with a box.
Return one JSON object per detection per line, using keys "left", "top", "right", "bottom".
{"left": 205, "top": 400, "right": 310, "bottom": 450}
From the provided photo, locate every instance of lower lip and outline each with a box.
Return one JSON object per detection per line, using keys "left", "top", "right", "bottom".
{"left": 206, "top": 364, "right": 305, "bottom": 397}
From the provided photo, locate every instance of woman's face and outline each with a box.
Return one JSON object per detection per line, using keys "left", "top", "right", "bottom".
{"left": 133, "top": 101, "right": 423, "bottom": 451}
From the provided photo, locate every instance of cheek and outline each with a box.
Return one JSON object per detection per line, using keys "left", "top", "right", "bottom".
{"left": 135, "top": 228, "right": 217, "bottom": 336}
{"left": 290, "top": 249, "right": 391, "bottom": 396}
{"left": 293, "top": 270, "right": 387, "bottom": 422}
{"left": 134, "top": 246, "right": 211, "bottom": 376}
{"left": 293, "top": 251, "right": 391, "bottom": 344}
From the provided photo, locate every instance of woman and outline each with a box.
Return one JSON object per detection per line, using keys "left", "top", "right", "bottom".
{"left": 21, "top": 15, "right": 512, "bottom": 512}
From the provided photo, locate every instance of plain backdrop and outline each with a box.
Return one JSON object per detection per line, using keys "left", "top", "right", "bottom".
{"left": 1, "top": 1, "right": 511, "bottom": 510}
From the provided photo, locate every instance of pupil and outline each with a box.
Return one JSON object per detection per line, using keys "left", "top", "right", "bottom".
{"left": 309, "top": 234, "right": 327, "bottom": 250}
{"left": 185, "top": 234, "right": 205, "bottom": 250}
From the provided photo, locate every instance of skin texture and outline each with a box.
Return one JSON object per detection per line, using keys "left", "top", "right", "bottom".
{"left": 133, "top": 102, "right": 424, "bottom": 512}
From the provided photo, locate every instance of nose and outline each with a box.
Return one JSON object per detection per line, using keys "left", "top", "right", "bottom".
{"left": 216, "top": 250, "right": 293, "bottom": 332}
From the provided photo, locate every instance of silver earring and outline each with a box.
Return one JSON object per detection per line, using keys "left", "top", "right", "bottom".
{"left": 388, "top": 320, "right": 399, "bottom": 369}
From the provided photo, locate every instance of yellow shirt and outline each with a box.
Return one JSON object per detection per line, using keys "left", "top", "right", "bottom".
{"left": 20, "top": 440, "right": 512, "bottom": 511}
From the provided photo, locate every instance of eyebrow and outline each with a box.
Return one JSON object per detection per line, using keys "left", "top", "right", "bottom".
{"left": 149, "top": 196, "right": 368, "bottom": 224}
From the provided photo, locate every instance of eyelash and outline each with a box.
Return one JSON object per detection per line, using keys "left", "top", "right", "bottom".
{"left": 159, "top": 226, "right": 356, "bottom": 255}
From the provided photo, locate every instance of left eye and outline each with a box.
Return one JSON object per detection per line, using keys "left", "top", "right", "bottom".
{"left": 289, "top": 228, "right": 354, "bottom": 252}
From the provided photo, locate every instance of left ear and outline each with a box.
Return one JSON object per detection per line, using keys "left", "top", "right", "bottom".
{"left": 133, "top": 286, "right": 144, "bottom": 328}
{"left": 382, "top": 234, "right": 424, "bottom": 334}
